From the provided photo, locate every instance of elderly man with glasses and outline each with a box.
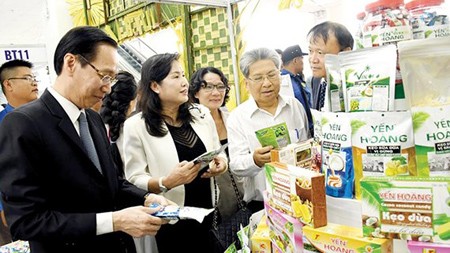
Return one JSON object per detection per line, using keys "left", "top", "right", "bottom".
{"left": 0, "top": 59, "right": 39, "bottom": 123}
{"left": 227, "top": 47, "right": 310, "bottom": 213}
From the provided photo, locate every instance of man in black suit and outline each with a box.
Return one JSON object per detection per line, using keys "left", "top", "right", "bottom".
{"left": 307, "top": 21, "right": 354, "bottom": 111}
{"left": 0, "top": 26, "right": 170, "bottom": 253}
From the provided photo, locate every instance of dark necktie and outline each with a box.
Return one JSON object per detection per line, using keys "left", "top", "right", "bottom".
{"left": 318, "top": 80, "right": 327, "bottom": 110}
{"left": 78, "top": 112, "right": 102, "bottom": 173}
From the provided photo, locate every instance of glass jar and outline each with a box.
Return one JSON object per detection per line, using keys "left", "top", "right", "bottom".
{"left": 355, "top": 11, "right": 368, "bottom": 49}
{"left": 405, "top": 0, "right": 450, "bottom": 39}
{"left": 363, "top": 1, "right": 383, "bottom": 47}
{"left": 363, "top": 0, "right": 412, "bottom": 47}
{"left": 362, "top": 0, "right": 411, "bottom": 110}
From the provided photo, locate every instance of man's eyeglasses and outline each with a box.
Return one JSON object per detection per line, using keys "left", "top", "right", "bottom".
{"left": 201, "top": 82, "right": 229, "bottom": 93}
{"left": 78, "top": 55, "right": 118, "bottom": 85}
{"left": 247, "top": 71, "right": 280, "bottom": 84}
{"left": 8, "top": 76, "right": 39, "bottom": 84}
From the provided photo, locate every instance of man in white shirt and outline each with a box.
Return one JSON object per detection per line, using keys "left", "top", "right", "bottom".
{"left": 227, "top": 47, "right": 309, "bottom": 213}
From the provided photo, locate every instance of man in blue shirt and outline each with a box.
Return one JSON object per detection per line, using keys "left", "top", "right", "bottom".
{"left": 0, "top": 59, "right": 39, "bottom": 123}
{"left": 280, "top": 45, "right": 313, "bottom": 136}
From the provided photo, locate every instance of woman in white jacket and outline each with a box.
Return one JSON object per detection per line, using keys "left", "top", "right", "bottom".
{"left": 123, "top": 53, "right": 227, "bottom": 253}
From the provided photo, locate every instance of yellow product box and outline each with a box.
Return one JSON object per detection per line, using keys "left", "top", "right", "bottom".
{"left": 251, "top": 215, "right": 271, "bottom": 253}
{"left": 361, "top": 176, "right": 450, "bottom": 243}
{"left": 270, "top": 139, "right": 313, "bottom": 169}
{"left": 264, "top": 162, "right": 327, "bottom": 228}
{"left": 303, "top": 223, "right": 392, "bottom": 253}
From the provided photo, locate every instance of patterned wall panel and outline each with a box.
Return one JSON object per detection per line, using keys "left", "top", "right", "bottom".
{"left": 191, "top": 8, "right": 234, "bottom": 84}
{"left": 116, "top": 10, "right": 147, "bottom": 41}
{"left": 193, "top": 46, "right": 233, "bottom": 82}
{"left": 109, "top": 0, "right": 125, "bottom": 16}
{"left": 68, "top": 0, "right": 245, "bottom": 106}
{"left": 108, "top": 3, "right": 181, "bottom": 43}
{"left": 124, "top": 0, "right": 141, "bottom": 9}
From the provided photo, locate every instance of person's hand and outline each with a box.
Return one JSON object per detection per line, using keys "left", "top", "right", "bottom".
{"left": 201, "top": 157, "right": 228, "bottom": 178}
{"left": 164, "top": 161, "right": 201, "bottom": 189}
{"left": 253, "top": 146, "right": 273, "bottom": 167}
{"left": 112, "top": 205, "right": 168, "bottom": 237}
{"left": 144, "top": 193, "right": 176, "bottom": 207}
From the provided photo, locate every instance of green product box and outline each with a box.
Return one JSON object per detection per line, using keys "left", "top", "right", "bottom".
{"left": 360, "top": 176, "right": 450, "bottom": 243}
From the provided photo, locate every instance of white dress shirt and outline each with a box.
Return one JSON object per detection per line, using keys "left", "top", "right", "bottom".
{"left": 47, "top": 87, "right": 113, "bottom": 236}
{"left": 227, "top": 95, "right": 309, "bottom": 202}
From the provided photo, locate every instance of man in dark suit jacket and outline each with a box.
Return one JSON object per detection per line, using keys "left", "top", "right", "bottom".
{"left": 0, "top": 26, "right": 170, "bottom": 253}
{"left": 307, "top": 21, "right": 354, "bottom": 111}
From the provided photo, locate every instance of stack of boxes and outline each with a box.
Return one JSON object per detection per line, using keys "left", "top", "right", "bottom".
{"left": 249, "top": 140, "right": 393, "bottom": 252}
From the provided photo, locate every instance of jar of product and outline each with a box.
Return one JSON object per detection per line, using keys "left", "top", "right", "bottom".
{"left": 355, "top": 11, "right": 368, "bottom": 49}
{"left": 362, "top": 0, "right": 411, "bottom": 110}
{"left": 363, "top": 0, "right": 411, "bottom": 47}
{"left": 363, "top": 1, "right": 383, "bottom": 47}
{"left": 405, "top": 0, "right": 450, "bottom": 39}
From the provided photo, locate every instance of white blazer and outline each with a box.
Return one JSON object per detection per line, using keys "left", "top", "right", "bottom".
{"left": 122, "top": 104, "right": 225, "bottom": 206}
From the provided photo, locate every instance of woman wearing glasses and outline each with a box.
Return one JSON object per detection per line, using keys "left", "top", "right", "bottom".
{"left": 188, "top": 67, "right": 244, "bottom": 220}
{"left": 122, "top": 53, "right": 227, "bottom": 252}
{"left": 227, "top": 48, "right": 310, "bottom": 213}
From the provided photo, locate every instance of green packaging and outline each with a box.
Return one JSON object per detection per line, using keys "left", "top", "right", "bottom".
{"left": 361, "top": 176, "right": 450, "bottom": 243}
{"left": 255, "top": 122, "right": 291, "bottom": 149}
{"left": 340, "top": 45, "right": 397, "bottom": 112}
{"left": 412, "top": 105, "right": 450, "bottom": 176}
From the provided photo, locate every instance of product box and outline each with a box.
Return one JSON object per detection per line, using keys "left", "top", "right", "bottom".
{"left": 251, "top": 215, "right": 271, "bottom": 253}
{"left": 264, "top": 192, "right": 304, "bottom": 253}
{"left": 303, "top": 223, "right": 392, "bottom": 253}
{"left": 360, "top": 177, "right": 450, "bottom": 243}
{"left": 264, "top": 162, "right": 327, "bottom": 228}
{"left": 408, "top": 241, "right": 450, "bottom": 253}
{"left": 270, "top": 139, "right": 313, "bottom": 169}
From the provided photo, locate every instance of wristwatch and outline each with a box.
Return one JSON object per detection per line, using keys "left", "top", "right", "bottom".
{"left": 159, "top": 177, "right": 168, "bottom": 193}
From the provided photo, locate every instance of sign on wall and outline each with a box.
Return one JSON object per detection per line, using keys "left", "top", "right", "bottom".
{"left": 0, "top": 44, "right": 51, "bottom": 104}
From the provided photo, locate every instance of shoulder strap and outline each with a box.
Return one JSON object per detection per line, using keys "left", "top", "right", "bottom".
{"left": 212, "top": 170, "right": 246, "bottom": 229}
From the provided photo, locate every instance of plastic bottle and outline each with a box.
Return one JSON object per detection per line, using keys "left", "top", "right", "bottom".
{"left": 405, "top": 0, "right": 450, "bottom": 39}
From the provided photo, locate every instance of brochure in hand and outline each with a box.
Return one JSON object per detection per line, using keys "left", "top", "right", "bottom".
{"left": 149, "top": 204, "right": 214, "bottom": 223}
{"left": 192, "top": 143, "right": 228, "bottom": 170}
{"left": 255, "top": 122, "right": 291, "bottom": 149}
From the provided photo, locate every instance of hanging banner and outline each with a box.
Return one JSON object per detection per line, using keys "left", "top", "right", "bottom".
{"left": 0, "top": 44, "right": 51, "bottom": 103}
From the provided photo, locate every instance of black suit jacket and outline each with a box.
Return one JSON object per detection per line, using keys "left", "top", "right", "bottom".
{"left": 0, "top": 90, "right": 147, "bottom": 253}
{"left": 309, "top": 77, "right": 323, "bottom": 110}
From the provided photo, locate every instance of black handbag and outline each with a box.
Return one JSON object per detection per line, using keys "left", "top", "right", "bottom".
{"left": 210, "top": 170, "right": 252, "bottom": 252}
